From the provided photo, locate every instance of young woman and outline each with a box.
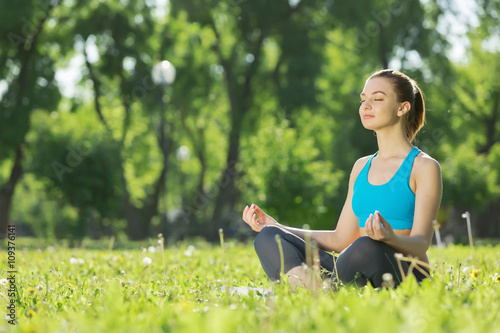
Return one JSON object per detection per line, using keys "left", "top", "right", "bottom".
{"left": 242, "top": 69, "right": 442, "bottom": 289}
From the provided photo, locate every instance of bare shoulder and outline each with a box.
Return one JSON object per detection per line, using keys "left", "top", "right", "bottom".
{"left": 352, "top": 155, "right": 372, "bottom": 175}
{"left": 414, "top": 151, "right": 442, "bottom": 179}
{"left": 348, "top": 155, "right": 372, "bottom": 184}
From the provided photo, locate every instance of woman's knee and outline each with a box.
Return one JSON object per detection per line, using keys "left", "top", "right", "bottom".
{"left": 254, "top": 225, "right": 283, "bottom": 253}
{"left": 337, "top": 236, "right": 400, "bottom": 286}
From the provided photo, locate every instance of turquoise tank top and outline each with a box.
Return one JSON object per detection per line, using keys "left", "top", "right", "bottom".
{"left": 352, "top": 147, "right": 421, "bottom": 230}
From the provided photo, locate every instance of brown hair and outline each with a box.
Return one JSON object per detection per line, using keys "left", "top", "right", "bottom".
{"left": 369, "top": 69, "right": 425, "bottom": 142}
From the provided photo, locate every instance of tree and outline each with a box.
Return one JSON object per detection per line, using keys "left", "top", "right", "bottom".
{"left": 0, "top": 0, "right": 62, "bottom": 238}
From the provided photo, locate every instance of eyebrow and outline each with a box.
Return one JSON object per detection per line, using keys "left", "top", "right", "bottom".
{"left": 360, "top": 90, "right": 387, "bottom": 97}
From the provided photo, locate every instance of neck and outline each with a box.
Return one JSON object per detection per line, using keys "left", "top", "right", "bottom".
{"left": 375, "top": 127, "right": 413, "bottom": 158}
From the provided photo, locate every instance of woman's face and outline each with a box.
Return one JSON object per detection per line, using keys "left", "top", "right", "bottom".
{"left": 359, "top": 77, "right": 403, "bottom": 131}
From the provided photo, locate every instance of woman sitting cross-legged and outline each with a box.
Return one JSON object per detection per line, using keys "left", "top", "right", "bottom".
{"left": 242, "top": 69, "right": 442, "bottom": 290}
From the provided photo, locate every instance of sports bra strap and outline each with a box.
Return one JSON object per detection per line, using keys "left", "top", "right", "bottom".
{"left": 400, "top": 147, "right": 420, "bottom": 178}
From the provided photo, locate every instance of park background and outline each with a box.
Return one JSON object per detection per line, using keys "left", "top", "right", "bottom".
{"left": 1, "top": 0, "right": 499, "bottom": 244}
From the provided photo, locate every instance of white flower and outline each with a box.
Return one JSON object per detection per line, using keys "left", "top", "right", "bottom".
{"left": 143, "top": 257, "right": 152, "bottom": 266}
{"left": 37, "top": 284, "right": 44, "bottom": 290}
{"left": 69, "top": 257, "right": 78, "bottom": 264}
{"left": 148, "top": 246, "right": 156, "bottom": 253}
{"left": 0, "top": 279, "right": 8, "bottom": 285}
{"left": 77, "top": 258, "right": 85, "bottom": 264}
{"left": 184, "top": 245, "right": 196, "bottom": 257}
{"left": 93, "top": 276, "right": 98, "bottom": 280}
{"left": 382, "top": 273, "right": 393, "bottom": 282}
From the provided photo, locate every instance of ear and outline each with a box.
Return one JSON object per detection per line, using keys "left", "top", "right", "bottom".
{"left": 397, "top": 101, "right": 411, "bottom": 117}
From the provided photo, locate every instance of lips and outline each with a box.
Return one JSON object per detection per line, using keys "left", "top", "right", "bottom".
{"left": 362, "top": 114, "right": 374, "bottom": 119}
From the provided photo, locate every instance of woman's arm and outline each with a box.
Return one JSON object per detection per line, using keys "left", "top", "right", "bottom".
{"left": 243, "top": 157, "right": 368, "bottom": 253}
{"left": 364, "top": 155, "right": 442, "bottom": 259}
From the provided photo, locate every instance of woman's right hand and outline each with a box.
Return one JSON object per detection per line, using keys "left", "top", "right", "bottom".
{"left": 242, "top": 204, "right": 278, "bottom": 232}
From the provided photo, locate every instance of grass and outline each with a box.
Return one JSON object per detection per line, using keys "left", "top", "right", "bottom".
{"left": 2, "top": 236, "right": 500, "bottom": 333}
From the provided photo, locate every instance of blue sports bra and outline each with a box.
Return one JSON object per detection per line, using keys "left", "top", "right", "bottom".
{"left": 352, "top": 147, "right": 421, "bottom": 230}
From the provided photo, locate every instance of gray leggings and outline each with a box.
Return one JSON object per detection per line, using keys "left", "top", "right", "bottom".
{"left": 254, "top": 225, "right": 428, "bottom": 288}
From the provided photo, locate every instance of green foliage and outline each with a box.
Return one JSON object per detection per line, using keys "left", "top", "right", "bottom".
{"left": 2, "top": 0, "right": 500, "bottom": 240}
{"left": 5, "top": 239, "right": 500, "bottom": 332}
{"left": 25, "top": 111, "right": 123, "bottom": 238}
{"left": 441, "top": 144, "right": 500, "bottom": 209}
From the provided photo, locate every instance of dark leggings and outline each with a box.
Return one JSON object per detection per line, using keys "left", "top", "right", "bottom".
{"left": 254, "top": 225, "right": 428, "bottom": 288}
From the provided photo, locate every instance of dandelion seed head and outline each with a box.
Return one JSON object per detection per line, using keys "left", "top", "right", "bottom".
{"left": 143, "top": 257, "right": 152, "bottom": 265}
{"left": 148, "top": 246, "right": 156, "bottom": 253}
{"left": 77, "top": 258, "right": 85, "bottom": 264}
{"left": 158, "top": 233, "right": 163, "bottom": 238}
{"left": 69, "top": 257, "right": 78, "bottom": 264}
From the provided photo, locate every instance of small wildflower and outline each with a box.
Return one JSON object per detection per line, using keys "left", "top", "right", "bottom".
{"left": 462, "top": 267, "right": 470, "bottom": 274}
{"left": 382, "top": 273, "right": 393, "bottom": 282}
{"left": 69, "top": 257, "right": 78, "bottom": 264}
{"left": 26, "top": 309, "right": 36, "bottom": 318}
{"left": 494, "top": 274, "right": 500, "bottom": 283}
{"left": 143, "top": 257, "right": 152, "bottom": 266}
{"left": 184, "top": 245, "right": 196, "bottom": 257}
{"left": 36, "top": 285, "right": 44, "bottom": 291}
{"left": 77, "top": 258, "right": 85, "bottom": 264}
{"left": 0, "top": 278, "right": 8, "bottom": 285}
{"left": 447, "top": 267, "right": 453, "bottom": 274}
{"left": 471, "top": 269, "right": 480, "bottom": 280}
{"left": 93, "top": 276, "right": 98, "bottom": 280}
{"left": 148, "top": 246, "right": 156, "bottom": 253}
{"left": 26, "top": 287, "right": 37, "bottom": 294}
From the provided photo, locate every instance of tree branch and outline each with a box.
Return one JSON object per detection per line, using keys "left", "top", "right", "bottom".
{"left": 84, "top": 49, "right": 111, "bottom": 132}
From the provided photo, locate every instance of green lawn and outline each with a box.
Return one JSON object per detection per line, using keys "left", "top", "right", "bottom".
{"left": 3, "top": 237, "right": 500, "bottom": 332}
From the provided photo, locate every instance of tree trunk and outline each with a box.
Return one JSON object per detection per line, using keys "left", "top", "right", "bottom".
{"left": 209, "top": 124, "right": 241, "bottom": 239}
{"left": 476, "top": 199, "right": 500, "bottom": 238}
{"left": 0, "top": 147, "right": 23, "bottom": 238}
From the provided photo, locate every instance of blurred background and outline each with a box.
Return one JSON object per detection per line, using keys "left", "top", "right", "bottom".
{"left": 0, "top": 0, "right": 499, "bottom": 245}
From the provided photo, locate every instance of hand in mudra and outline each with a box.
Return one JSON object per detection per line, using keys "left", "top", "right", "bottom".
{"left": 242, "top": 204, "right": 278, "bottom": 232}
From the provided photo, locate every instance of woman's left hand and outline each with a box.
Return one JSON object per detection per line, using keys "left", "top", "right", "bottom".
{"left": 364, "top": 210, "right": 396, "bottom": 242}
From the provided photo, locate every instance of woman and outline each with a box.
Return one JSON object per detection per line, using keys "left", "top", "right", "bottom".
{"left": 242, "top": 69, "right": 442, "bottom": 289}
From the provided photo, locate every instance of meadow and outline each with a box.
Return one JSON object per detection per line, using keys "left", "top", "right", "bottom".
{"left": 2, "top": 235, "right": 500, "bottom": 333}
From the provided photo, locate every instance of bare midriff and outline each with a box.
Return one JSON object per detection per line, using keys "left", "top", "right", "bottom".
{"left": 359, "top": 228, "right": 411, "bottom": 238}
